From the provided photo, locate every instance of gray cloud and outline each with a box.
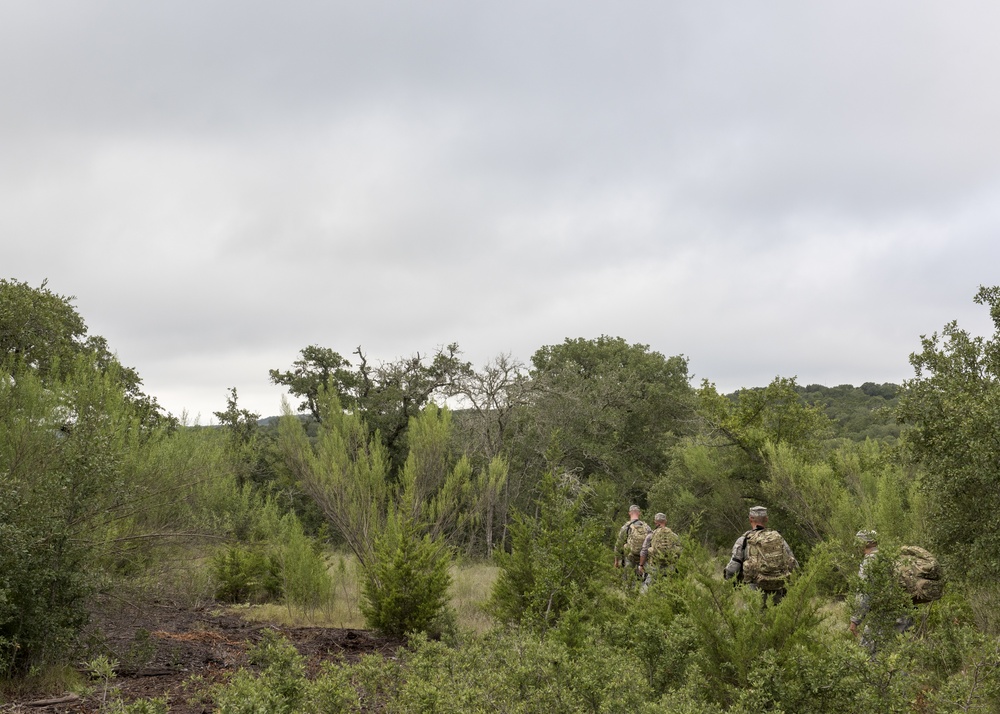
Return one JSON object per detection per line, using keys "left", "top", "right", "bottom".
{"left": 3, "top": 1, "right": 1000, "bottom": 419}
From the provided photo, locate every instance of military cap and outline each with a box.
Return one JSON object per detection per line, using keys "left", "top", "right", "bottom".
{"left": 855, "top": 529, "right": 878, "bottom": 544}
{"left": 749, "top": 505, "right": 768, "bottom": 518}
{"left": 654, "top": 512, "right": 667, "bottom": 521}
{"left": 628, "top": 504, "right": 641, "bottom": 513}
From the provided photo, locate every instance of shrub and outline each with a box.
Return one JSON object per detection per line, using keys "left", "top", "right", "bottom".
{"left": 360, "top": 511, "right": 453, "bottom": 637}
{"left": 211, "top": 545, "right": 282, "bottom": 604}
{"left": 212, "top": 630, "right": 307, "bottom": 714}
{"left": 276, "top": 513, "right": 333, "bottom": 614}
{"left": 487, "top": 471, "right": 613, "bottom": 631}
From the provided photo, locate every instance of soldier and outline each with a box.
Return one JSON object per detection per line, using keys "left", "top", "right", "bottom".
{"left": 724, "top": 505, "right": 797, "bottom": 606}
{"left": 614, "top": 505, "right": 651, "bottom": 580}
{"left": 849, "top": 530, "right": 914, "bottom": 654}
{"left": 638, "top": 512, "right": 682, "bottom": 592}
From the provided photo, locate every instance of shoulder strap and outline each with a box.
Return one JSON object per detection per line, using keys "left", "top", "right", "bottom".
{"left": 738, "top": 530, "right": 752, "bottom": 561}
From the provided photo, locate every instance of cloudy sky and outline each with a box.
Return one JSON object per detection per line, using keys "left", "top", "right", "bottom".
{"left": 4, "top": 2, "right": 999, "bottom": 421}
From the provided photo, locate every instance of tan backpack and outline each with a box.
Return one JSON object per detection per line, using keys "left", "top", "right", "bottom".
{"left": 896, "top": 545, "right": 944, "bottom": 604}
{"left": 648, "top": 526, "right": 682, "bottom": 567}
{"left": 742, "top": 530, "right": 795, "bottom": 590}
{"left": 624, "top": 520, "right": 652, "bottom": 560}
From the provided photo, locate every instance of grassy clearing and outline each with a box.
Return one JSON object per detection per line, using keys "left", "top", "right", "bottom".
{"left": 236, "top": 551, "right": 499, "bottom": 632}
{"left": 450, "top": 560, "right": 499, "bottom": 633}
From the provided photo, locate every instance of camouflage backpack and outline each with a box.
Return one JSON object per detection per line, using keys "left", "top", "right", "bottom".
{"left": 896, "top": 545, "right": 944, "bottom": 604}
{"left": 742, "top": 529, "right": 795, "bottom": 590}
{"left": 625, "top": 520, "right": 652, "bottom": 560}
{"left": 647, "top": 526, "right": 682, "bottom": 567}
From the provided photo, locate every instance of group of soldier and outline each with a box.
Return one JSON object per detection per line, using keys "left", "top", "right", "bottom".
{"left": 614, "top": 505, "right": 928, "bottom": 646}
{"left": 615, "top": 504, "right": 797, "bottom": 602}
{"left": 613, "top": 506, "right": 684, "bottom": 592}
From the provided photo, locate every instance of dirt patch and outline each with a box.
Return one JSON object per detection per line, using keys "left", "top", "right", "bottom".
{"left": 2, "top": 599, "right": 406, "bottom": 713}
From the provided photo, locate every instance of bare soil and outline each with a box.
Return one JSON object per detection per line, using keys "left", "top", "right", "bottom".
{"left": 1, "top": 599, "right": 406, "bottom": 713}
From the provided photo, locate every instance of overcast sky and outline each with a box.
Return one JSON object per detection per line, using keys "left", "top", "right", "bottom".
{"left": 4, "top": 2, "right": 999, "bottom": 421}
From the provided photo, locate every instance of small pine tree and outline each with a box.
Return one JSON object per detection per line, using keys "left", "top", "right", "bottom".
{"left": 488, "top": 470, "right": 612, "bottom": 630}
{"left": 361, "top": 510, "right": 453, "bottom": 636}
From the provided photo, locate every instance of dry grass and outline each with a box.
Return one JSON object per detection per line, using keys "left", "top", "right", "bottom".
{"left": 450, "top": 560, "right": 499, "bottom": 633}
{"left": 236, "top": 552, "right": 499, "bottom": 632}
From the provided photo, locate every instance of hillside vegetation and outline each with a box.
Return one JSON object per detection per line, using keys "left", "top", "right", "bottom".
{"left": 3, "top": 277, "right": 1000, "bottom": 712}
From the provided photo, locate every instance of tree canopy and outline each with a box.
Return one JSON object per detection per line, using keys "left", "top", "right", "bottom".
{"left": 896, "top": 285, "right": 1000, "bottom": 582}
{"left": 521, "top": 336, "right": 695, "bottom": 504}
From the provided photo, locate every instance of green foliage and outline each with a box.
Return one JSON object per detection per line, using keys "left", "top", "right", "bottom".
{"left": 523, "top": 336, "right": 695, "bottom": 503}
{"left": 849, "top": 543, "right": 918, "bottom": 654}
{"left": 212, "top": 545, "right": 283, "bottom": 604}
{"left": 212, "top": 512, "right": 333, "bottom": 613}
{"left": 830, "top": 439, "right": 925, "bottom": 545}
{"left": 699, "top": 376, "right": 832, "bottom": 458}
{"left": 647, "top": 438, "right": 746, "bottom": 549}
{"left": 193, "top": 568, "right": 1000, "bottom": 714}
{"left": 0, "top": 278, "right": 86, "bottom": 381}
{"left": 398, "top": 404, "right": 476, "bottom": 546}
{"left": 0, "top": 278, "right": 171, "bottom": 429}
{"left": 268, "top": 345, "right": 357, "bottom": 423}
{"left": 897, "top": 285, "right": 1000, "bottom": 582}
{"left": 488, "top": 471, "right": 613, "bottom": 630}
{"left": 277, "top": 513, "right": 334, "bottom": 613}
{"left": 277, "top": 390, "right": 391, "bottom": 566}
{"left": 760, "top": 441, "right": 851, "bottom": 546}
{"left": 270, "top": 343, "right": 471, "bottom": 474}
{"left": 212, "top": 630, "right": 309, "bottom": 714}
{"left": 0, "top": 358, "right": 158, "bottom": 674}
{"left": 450, "top": 352, "right": 531, "bottom": 464}
{"left": 668, "top": 376, "right": 836, "bottom": 550}
{"left": 360, "top": 511, "right": 453, "bottom": 637}
{"left": 682, "top": 555, "right": 829, "bottom": 707}
{"left": 799, "top": 382, "right": 902, "bottom": 442}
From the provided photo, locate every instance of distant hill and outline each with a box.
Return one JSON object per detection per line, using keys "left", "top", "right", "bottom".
{"left": 797, "top": 382, "right": 902, "bottom": 442}
{"left": 262, "top": 382, "right": 904, "bottom": 443}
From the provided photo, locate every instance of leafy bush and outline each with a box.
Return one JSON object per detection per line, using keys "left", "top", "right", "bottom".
{"left": 212, "top": 630, "right": 307, "bottom": 714}
{"left": 0, "top": 361, "right": 144, "bottom": 674}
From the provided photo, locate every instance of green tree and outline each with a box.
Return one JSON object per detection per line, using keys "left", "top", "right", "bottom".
{"left": 698, "top": 376, "right": 832, "bottom": 470}
{"left": 267, "top": 345, "right": 356, "bottom": 423}
{"left": 270, "top": 343, "right": 471, "bottom": 474}
{"left": 0, "top": 278, "right": 172, "bottom": 429}
{"left": 451, "top": 352, "right": 532, "bottom": 464}
{"left": 799, "top": 382, "right": 902, "bottom": 442}
{"left": 896, "top": 285, "right": 1000, "bottom": 582}
{"left": 0, "top": 357, "right": 159, "bottom": 673}
{"left": 0, "top": 278, "right": 87, "bottom": 380}
{"left": 360, "top": 510, "right": 453, "bottom": 637}
{"left": 649, "top": 377, "right": 831, "bottom": 548}
{"left": 522, "top": 336, "right": 695, "bottom": 504}
{"left": 276, "top": 390, "right": 391, "bottom": 567}
{"left": 213, "top": 387, "right": 260, "bottom": 449}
